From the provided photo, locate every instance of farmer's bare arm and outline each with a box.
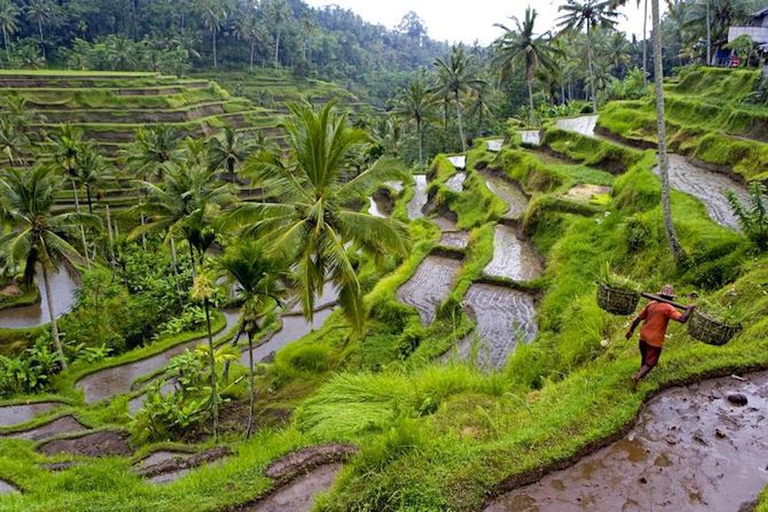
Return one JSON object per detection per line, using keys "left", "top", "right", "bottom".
{"left": 673, "top": 304, "right": 696, "bottom": 324}
{"left": 626, "top": 317, "right": 643, "bottom": 339}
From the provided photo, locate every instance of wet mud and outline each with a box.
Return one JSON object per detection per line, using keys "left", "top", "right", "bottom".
{"left": 2, "top": 415, "right": 88, "bottom": 441}
{"left": 440, "top": 231, "right": 470, "bottom": 250}
{"left": 565, "top": 184, "right": 613, "bottom": 203}
{"left": 485, "top": 371, "right": 768, "bottom": 511}
{"left": 137, "top": 446, "right": 231, "bottom": 485}
{"left": 135, "top": 450, "right": 192, "bottom": 470}
{"left": 76, "top": 309, "right": 240, "bottom": 404}
{"left": 37, "top": 430, "right": 132, "bottom": 457}
{"left": 248, "top": 463, "right": 342, "bottom": 512}
{"left": 407, "top": 175, "right": 428, "bottom": 220}
{"left": 484, "top": 225, "right": 543, "bottom": 282}
{"left": 445, "top": 172, "right": 467, "bottom": 192}
{"left": 0, "top": 268, "right": 78, "bottom": 329}
{"left": 450, "top": 283, "right": 537, "bottom": 369}
{"left": 654, "top": 155, "right": 749, "bottom": 230}
{"left": 479, "top": 171, "right": 528, "bottom": 220}
{"left": 0, "top": 402, "right": 59, "bottom": 428}
{"left": 397, "top": 256, "right": 463, "bottom": 326}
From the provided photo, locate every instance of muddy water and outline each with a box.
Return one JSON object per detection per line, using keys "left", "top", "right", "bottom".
{"left": 0, "top": 268, "right": 78, "bottom": 329}
{"left": 368, "top": 197, "right": 387, "bottom": 218}
{"left": 3, "top": 415, "right": 87, "bottom": 441}
{"left": 451, "top": 283, "right": 537, "bottom": 369}
{"left": 288, "top": 284, "right": 339, "bottom": 314}
{"left": 654, "top": 155, "right": 749, "bottom": 230}
{"left": 480, "top": 171, "right": 528, "bottom": 220}
{"left": 240, "top": 308, "right": 335, "bottom": 365}
{"left": 136, "top": 450, "right": 191, "bottom": 469}
{"left": 397, "top": 256, "right": 462, "bottom": 326}
{"left": 445, "top": 172, "right": 466, "bottom": 193}
{"left": 440, "top": 232, "right": 470, "bottom": 250}
{"left": 127, "top": 379, "right": 176, "bottom": 415}
{"left": 555, "top": 115, "right": 598, "bottom": 137}
{"left": 519, "top": 131, "right": 541, "bottom": 146}
{"left": 76, "top": 309, "right": 240, "bottom": 404}
{"left": 486, "top": 371, "right": 768, "bottom": 511}
{"left": 484, "top": 225, "right": 543, "bottom": 282}
{"left": 248, "top": 463, "right": 342, "bottom": 512}
{"left": 407, "top": 175, "right": 428, "bottom": 220}
{"left": 0, "top": 480, "right": 16, "bottom": 494}
{"left": 0, "top": 402, "right": 59, "bottom": 427}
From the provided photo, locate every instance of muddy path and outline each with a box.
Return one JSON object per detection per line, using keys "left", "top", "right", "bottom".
{"left": 654, "top": 155, "right": 749, "bottom": 231}
{"left": 0, "top": 402, "right": 59, "bottom": 428}
{"left": 2, "top": 415, "right": 88, "bottom": 441}
{"left": 0, "top": 268, "right": 78, "bottom": 329}
{"left": 397, "top": 256, "right": 463, "bottom": 326}
{"left": 484, "top": 225, "right": 543, "bottom": 282}
{"left": 407, "top": 175, "right": 428, "bottom": 220}
{"left": 485, "top": 371, "right": 768, "bottom": 511}
{"left": 449, "top": 283, "right": 537, "bottom": 369}
{"left": 479, "top": 171, "right": 528, "bottom": 220}
{"left": 555, "top": 115, "right": 749, "bottom": 230}
{"left": 76, "top": 309, "right": 241, "bottom": 404}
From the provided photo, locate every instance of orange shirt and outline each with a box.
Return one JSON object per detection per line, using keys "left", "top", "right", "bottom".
{"left": 638, "top": 302, "right": 682, "bottom": 347}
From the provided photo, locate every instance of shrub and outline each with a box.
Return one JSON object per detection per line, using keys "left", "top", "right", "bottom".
{"left": 727, "top": 182, "right": 768, "bottom": 250}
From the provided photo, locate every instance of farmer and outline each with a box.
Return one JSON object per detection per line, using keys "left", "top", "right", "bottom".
{"left": 625, "top": 285, "right": 695, "bottom": 387}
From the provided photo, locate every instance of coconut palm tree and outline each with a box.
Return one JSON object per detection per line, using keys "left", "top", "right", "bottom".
{"left": 267, "top": 0, "right": 290, "bottom": 70}
{"left": 0, "top": 116, "right": 29, "bottom": 166}
{"left": 0, "top": 166, "right": 99, "bottom": 369}
{"left": 493, "top": 7, "right": 557, "bottom": 126}
{"left": 236, "top": 13, "right": 263, "bottom": 72}
{"left": 218, "top": 239, "right": 287, "bottom": 438}
{"left": 75, "top": 147, "right": 113, "bottom": 214}
{"left": 557, "top": 0, "right": 621, "bottom": 113}
{"left": 24, "top": 0, "right": 58, "bottom": 59}
{"left": 433, "top": 44, "right": 485, "bottom": 152}
{"left": 394, "top": 74, "right": 435, "bottom": 169}
{"left": 0, "top": 0, "right": 19, "bottom": 62}
{"left": 124, "top": 125, "right": 181, "bottom": 180}
{"left": 190, "top": 268, "right": 219, "bottom": 441}
{"left": 226, "top": 102, "right": 409, "bottom": 330}
{"left": 207, "top": 127, "right": 253, "bottom": 183}
{"left": 199, "top": 0, "right": 226, "bottom": 68}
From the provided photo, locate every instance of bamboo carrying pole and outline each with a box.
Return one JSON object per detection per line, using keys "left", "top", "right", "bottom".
{"left": 641, "top": 292, "right": 689, "bottom": 311}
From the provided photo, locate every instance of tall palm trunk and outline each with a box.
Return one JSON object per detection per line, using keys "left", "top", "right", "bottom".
{"left": 642, "top": 0, "right": 648, "bottom": 85}
{"left": 274, "top": 28, "right": 281, "bottom": 69}
{"left": 249, "top": 41, "right": 255, "bottom": 71}
{"left": 417, "top": 118, "right": 423, "bottom": 169}
{"left": 41, "top": 264, "right": 66, "bottom": 370}
{"left": 3, "top": 26, "right": 9, "bottom": 63}
{"left": 188, "top": 242, "right": 197, "bottom": 280}
{"left": 212, "top": 29, "right": 218, "bottom": 68}
{"left": 71, "top": 180, "right": 90, "bottom": 269}
{"left": 204, "top": 297, "right": 219, "bottom": 442}
{"left": 586, "top": 23, "right": 597, "bottom": 113}
{"left": 246, "top": 330, "right": 255, "bottom": 439}
{"left": 652, "top": 0, "right": 683, "bottom": 260}
{"left": 37, "top": 20, "right": 45, "bottom": 59}
{"left": 705, "top": 0, "right": 711, "bottom": 65}
{"left": 106, "top": 204, "right": 116, "bottom": 273}
{"left": 526, "top": 67, "right": 535, "bottom": 126}
{"left": 169, "top": 237, "right": 181, "bottom": 294}
{"left": 85, "top": 184, "right": 93, "bottom": 214}
{"left": 454, "top": 92, "right": 466, "bottom": 152}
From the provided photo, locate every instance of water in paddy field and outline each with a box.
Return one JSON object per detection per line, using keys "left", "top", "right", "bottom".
{"left": 484, "top": 225, "right": 543, "bottom": 282}
{"left": 368, "top": 196, "right": 387, "bottom": 218}
{"left": 447, "top": 155, "right": 466, "bottom": 170}
{"left": 519, "top": 130, "right": 540, "bottom": 146}
{"left": 445, "top": 172, "right": 466, "bottom": 192}
{"left": 485, "top": 371, "right": 768, "bottom": 511}
{"left": 448, "top": 283, "right": 537, "bottom": 369}
{"left": 0, "top": 268, "right": 78, "bottom": 329}
{"left": 440, "top": 231, "right": 470, "bottom": 250}
{"left": 243, "top": 463, "right": 343, "bottom": 512}
{"left": 0, "top": 402, "right": 59, "bottom": 428}
{"left": 2, "top": 415, "right": 88, "bottom": 441}
{"left": 654, "top": 155, "right": 749, "bottom": 231}
{"left": 479, "top": 171, "right": 529, "bottom": 220}
{"left": 555, "top": 115, "right": 598, "bottom": 137}
{"left": 239, "top": 307, "right": 334, "bottom": 365}
{"left": 407, "top": 175, "right": 428, "bottom": 220}
{"left": 384, "top": 180, "right": 404, "bottom": 193}
{"left": 76, "top": 309, "right": 241, "bottom": 404}
{"left": 397, "top": 256, "right": 463, "bottom": 326}
{"left": 487, "top": 139, "right": 504, "bottom": 152}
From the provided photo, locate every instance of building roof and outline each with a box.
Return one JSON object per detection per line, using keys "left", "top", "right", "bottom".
{"left": 752, "top": 7, "right": 768, "bottom": 18}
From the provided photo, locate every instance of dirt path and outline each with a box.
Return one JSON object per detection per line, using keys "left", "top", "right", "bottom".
{"left": 485, "top": 371, "right": 768, "bottom": 511}
{"left": 479, "top": 171, "right": 528, "bottom": 220}
{"left": 0, "top": 268, "right": 77, "bottom": 329}
{"left": 76, "top": 309, "right": 240, "bottom": 404}
{"left": 555, "top": 115, "right": 749, "bottom": 230}
{"left": 484, "top": 225, "right": 543, "bottom": 282}
{"left": 449, "top": 283, "right": 537, "bottom": 369}
{"left": 407, "top": 175, "right": 428, "bottom": 220}
{"left": 2, "top": 415, "right": 88, "bottom": 441}
{"left": 397, "top": 256, "right": 463, "bottom": 326}
{"left": 0, "top": 402, "right": 59, "bottom": 427}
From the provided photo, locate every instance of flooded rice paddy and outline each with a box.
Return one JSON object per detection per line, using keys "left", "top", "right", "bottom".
{"left": 397, "top": 256, "right": 463, "bottom": 326}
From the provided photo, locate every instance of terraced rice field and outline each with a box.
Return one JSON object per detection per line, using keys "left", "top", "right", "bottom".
{"left": 484, "top": 225, "right": 543, "bottom": 282}
{"left": 397, "top": 256, "right": 462, "bottom": 325}
{"left": 408, "top": 175, "right": 429, "bottom": 220}
{"left": 480, "top": 171, "right": 528, "bottom": 220}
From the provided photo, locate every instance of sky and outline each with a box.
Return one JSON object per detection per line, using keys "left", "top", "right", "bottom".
{"left": 303, "top": 0, "right": 669, "bottom": 45}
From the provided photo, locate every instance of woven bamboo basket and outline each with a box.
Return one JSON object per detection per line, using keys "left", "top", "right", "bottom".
{"left": 596, "top": 282, "right": 640, "bottom": 316}
{"left": 688, "top": 309, "right": 741, "bottom": 346}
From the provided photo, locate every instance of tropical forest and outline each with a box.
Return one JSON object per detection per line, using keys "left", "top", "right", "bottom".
{"left": 2, "top": 0, "right": 768, "bottom": 510}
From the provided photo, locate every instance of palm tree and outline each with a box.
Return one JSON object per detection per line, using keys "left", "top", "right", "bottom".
{"left": 207, "top": 127, "right": 253, "bottom": 183}
{"left": 0, "top": 116, "right": 29, "bottom": 166}
{"left": 124, "top": 125, "right": 181, "bottom": 180}
{"left": 603, "top": 30, "right": 631, "bottom": 75}
{"left": 199, "top": 0, "right": 226, "bottom": 68}
{"left": 0, "top": 167, "right": 99, "bottom": 369}
{"left": 557, "top": 0, "right": 621, "bottom": 113}
{"left": 493, "top": 7, "right": 556, "bottom": 126}
{"left": 76, "top": 147, "right": 113, "bottom": 214}
{"left": 104, "top": 34, "right": 137, "bottom": 71}
{"left": 24, "top": 0, "right": 58, "bottom": 59}
{"left": 433, "top": 44, "right": 485, "bottom": 152}
{"left": 190, "top": 269, "right": 220, "bottom": 442}
{"left": 218, "top": 239, "right": 287, "bottom": 438}
{"left": 0, "top": 0, "right": 19, "bottom": 62}
{"left": 394, "top": 74, "right": 435, "bottom": 169}
{"left": 226, "top": 102, "right": 409, "bottom": 330}
{"left": 267, "top": 0, "right": 290, "bottom": 70}
{"left": 236, "top": 14, "right": 263, "bottom": 72}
